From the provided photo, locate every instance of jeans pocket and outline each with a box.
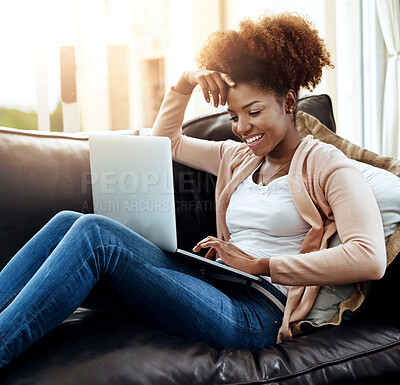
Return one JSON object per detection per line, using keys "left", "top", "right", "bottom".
{"left": 245, "top": 286, "right": 282, "bottom": 324}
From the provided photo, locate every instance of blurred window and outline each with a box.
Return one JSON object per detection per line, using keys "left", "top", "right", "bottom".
{"left": 0, "top": 1, "right": 38, "bottom": 130}
{"left": 108, "top": 45, "right": 130, "bottom": 130}
{"left": 0, "top": 0, "right": 63, "bottom": 131}
{"left": 141, "top": 58, "right": 165, "bottom": 128}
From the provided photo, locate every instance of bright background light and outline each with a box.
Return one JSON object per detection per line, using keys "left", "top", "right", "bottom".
{"left": 0, "top": 0, "right": 366, "bottom": 148}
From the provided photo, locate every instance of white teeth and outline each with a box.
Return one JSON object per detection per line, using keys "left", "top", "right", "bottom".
{"left": 246, "top": 134, "right": 263, "bottom": 144}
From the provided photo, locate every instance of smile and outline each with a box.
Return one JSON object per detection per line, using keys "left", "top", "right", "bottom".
{"left": 245, "top": 134, "right": 264, "bottom": 148}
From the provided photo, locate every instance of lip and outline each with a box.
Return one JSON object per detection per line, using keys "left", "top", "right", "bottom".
{"left": 243, "top": 133, "right": 264, "bottom": 148}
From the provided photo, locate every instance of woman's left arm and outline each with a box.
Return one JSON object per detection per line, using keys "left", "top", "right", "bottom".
{"left": 269, "top": 148, "right": 387, "bottom": 286}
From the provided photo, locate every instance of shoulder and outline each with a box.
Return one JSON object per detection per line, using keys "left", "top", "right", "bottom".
{"left": 299, "top": 135, "right": 350, "bottom": 167}
{"left": 310, "top": 140, "right": 348, "bottom": 165}
{"left": 220, "top": 139, "right": 254, "bottom": 163}
{"left": 295, "top": 135, "right": 360, "bottom": 187}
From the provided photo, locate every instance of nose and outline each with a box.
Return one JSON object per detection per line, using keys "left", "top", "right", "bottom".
{"left": 236, "top": 117, "right": 252, "bottom": 137}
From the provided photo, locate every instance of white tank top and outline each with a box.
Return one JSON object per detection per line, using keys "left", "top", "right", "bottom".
{"left": 226, "top": 164, "right": 312, "bottom": 296}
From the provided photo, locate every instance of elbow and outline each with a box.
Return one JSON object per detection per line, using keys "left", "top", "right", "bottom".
{"left": 355, "top": 240, "right": 387, "bottom": 281}
{"left": 151, "top": 129, "right": 181, "bottom": 158}
{"left": 371, "top": 258, "right": 386, "bottom": 280}
{"left": 365, "top": 251, "right": 386, "bottom": 281}
{"left": 151, "top": 125, "right": 162, "bottom": 137}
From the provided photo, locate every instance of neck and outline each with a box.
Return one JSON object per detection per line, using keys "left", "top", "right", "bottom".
{"left": 265, "top": 136, "right": 302, "bottom": 166}
{"left": 265, "top": 123, "right": 302, "bottom": 164}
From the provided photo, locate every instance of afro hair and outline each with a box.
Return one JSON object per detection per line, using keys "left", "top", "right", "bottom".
{"left": 197, "top": 12, "right": 334, "bottom": 97}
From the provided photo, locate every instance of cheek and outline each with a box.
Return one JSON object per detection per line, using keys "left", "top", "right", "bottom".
{"left": 231, "top": 123, "right": 239, "bottom": 137}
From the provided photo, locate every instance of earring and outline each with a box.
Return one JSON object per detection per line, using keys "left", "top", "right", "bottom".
{"left": 287, "top": 108, "right": 294, "bottom": 113}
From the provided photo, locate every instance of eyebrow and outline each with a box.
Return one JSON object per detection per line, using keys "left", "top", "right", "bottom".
{"left": 227, "top": 101, "right": 261, "bottom": 113}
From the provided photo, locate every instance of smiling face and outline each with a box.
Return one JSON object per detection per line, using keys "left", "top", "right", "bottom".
{"left": 227, "top": 83, "right": 300, "bottom": 161}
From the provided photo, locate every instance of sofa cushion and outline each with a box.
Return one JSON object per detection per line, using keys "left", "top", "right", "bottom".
{"left": 0, "top": 307, "right": 398, "bottom": 385}
{"left": 343, "top": 159, "right": 400, "bottom": 239}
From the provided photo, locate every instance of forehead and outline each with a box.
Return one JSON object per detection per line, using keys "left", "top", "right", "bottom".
{"left": 227, "top": 84, "right": 276, "bottom": 110}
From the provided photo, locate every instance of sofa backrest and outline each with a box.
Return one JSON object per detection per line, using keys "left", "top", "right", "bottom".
{"left": 0, "top": 128, "right": 93, "bottom": 268}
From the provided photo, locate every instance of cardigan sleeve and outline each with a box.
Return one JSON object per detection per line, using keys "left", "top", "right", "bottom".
{"left": 152, "top": 88, "right": 224, "bottom": 176}
{"left": 269, "top": 146, "right": 387, "bottom": 286}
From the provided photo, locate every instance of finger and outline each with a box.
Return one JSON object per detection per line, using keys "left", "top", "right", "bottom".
{"left": 197, "top": 77, "right": 211, "bottom": 103}
{"left": 205, "top": 248, "right": 216, "bottom": 260}
{"left": 192, "top": 236, "right": 215, "bottom": 252}
{"left": 192, "top": 242, "right": 204, "bottom": 252}
{"left": 212, "top": 74, "right": 228, "bottom": 106}
{"left": 198, "top": 241, "right": 220, "bottom": 251}
{"left": 193, "top": 241, "right": 212, "bottom": 251}
{"left": 221, "top": 73, "right": 236, "bottom": 87}
{"left": 204, "top": 76, "right": 221, "bottom": 108}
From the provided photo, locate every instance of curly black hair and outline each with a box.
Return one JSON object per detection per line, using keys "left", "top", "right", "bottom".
{"left": 197, "top": 12, "right": 334, "bottom": 98}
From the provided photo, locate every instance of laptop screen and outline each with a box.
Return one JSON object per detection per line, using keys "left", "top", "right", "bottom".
{"left": 89, "top": 134, "right": 178, "bottom": 252}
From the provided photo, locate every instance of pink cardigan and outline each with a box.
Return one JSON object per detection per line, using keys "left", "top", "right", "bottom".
{"left": 152, "top": 89, "right": 387, "bottom": 343}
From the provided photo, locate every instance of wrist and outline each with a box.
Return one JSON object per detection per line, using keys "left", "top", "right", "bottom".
{"left": 255, "top": 257, "right": 270, "bottom": 276}
{"left": 174, "top": 71, "right": 196, "bottom": 95}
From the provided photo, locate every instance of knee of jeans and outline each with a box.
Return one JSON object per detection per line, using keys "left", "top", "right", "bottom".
{"left": 71, "top": 214, "right": 112, "bottom": 235}
{"left": 52, "top": 210, "right": 84, "bottom": 224}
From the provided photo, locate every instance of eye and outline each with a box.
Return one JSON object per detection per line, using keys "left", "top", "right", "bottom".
{"left": 249, "top": 111, "right": 260, "bottom": 117}
{"left": 229, "top": 115, "right": 238, "bottom": 122}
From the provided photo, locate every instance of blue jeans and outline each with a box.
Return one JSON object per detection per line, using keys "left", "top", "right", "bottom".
{"left": 0, "top": 211, "right": 286, "bottom": 368}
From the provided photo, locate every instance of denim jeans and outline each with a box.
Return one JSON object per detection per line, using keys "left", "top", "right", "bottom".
{"left": 0, "top": 211, "right": 286, "bottom": 368}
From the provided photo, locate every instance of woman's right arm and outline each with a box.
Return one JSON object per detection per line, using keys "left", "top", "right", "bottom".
{"left": 152, "top": 70, "right": 235, "bottom": 176}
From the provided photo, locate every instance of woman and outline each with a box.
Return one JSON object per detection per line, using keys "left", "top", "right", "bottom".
{"left": 0, "top": 13, "right": 386, "bottom": 367}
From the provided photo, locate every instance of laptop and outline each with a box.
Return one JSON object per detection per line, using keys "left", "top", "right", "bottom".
{"left": 88, "top": 134, "right": 262, "bottom": 282}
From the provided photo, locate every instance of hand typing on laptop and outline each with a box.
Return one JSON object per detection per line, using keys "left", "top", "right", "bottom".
{"left": 193, "top": 236, "right": 271, "bottom": 276}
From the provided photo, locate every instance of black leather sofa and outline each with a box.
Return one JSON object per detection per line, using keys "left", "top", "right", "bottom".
{"left": 0, "top": 95, "right": 399, "bottom": 384}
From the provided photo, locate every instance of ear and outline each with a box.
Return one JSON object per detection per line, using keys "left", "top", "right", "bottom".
{"left": 284, "top": 90, "right": 297, "bottom": 114}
